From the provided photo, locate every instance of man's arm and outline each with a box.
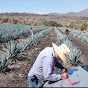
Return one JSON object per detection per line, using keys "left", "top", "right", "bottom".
{"left": 43, "top": 56, "right": 61, "bottom": 81}
{"left": 68, "top": 30, "right": 70, "bottom": 34}
{"left": 55, "top": 59, "right": 64, "bottom": 69}
{"left": 43, "top": 57, "right": 68, "bottom": 81}
{"left": 55, "top": 59, "right": 67, "bottom": 72}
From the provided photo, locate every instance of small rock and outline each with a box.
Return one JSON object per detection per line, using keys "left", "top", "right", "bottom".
{"left": 18, "top": 74, "right": 23, "bottom": 78}
{"left": 17, "top": 85, "right": 19, "bottom": 87}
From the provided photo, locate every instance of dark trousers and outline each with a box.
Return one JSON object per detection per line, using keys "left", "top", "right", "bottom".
{"left": 28, "top": 76, "right": 44, "bottom": 88}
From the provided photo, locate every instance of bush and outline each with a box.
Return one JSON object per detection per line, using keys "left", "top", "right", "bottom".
{"left": 80, "top": 22, "right": 87, "bottom": 31}
{"left": 42, "top": 20, "right": 49, "bottom": 26}
{"left": 1, "top": 18, "right": 9, "bottom": 23}
{"left": 63, "top": 23, "right": 69, "bottom": 28}
{"left": 42, "top": 20, "right": 63, "bottom": 26}
{"left": 68, "top": 22, "right": 74, "bottom": 28}
{"left": 13, "top": 19, "right": 19, "bottom": 24}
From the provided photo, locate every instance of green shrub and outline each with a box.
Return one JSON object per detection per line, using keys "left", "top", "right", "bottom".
{"left": 42, "top": 20, "right": 63, "bottom": 26}
{"left": 68, "top": 22, "right": 74, "bottom": 28}
{"left": 80, "top": 22, "right": 87, "bottom": 31}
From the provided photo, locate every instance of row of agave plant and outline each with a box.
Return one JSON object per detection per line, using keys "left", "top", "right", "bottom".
{"left": 58, "top": 27, "right": 88, "bottom": 43}
{"left": 0, "top": 27, "right": 52, "bottom": 72}
{"left": 55, "top": 27, "right": 84, "bottom": 66}
{"left": 0, "top": 23, "right": 48, "bottom": 42}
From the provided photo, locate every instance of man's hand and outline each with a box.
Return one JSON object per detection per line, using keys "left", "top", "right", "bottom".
{"left": 62, "top": 68, "right": 67, "bottom": 73}
{"left": 61, "top": 72, "right": 68, "bottom": 79}
{"left": 61, "top": 68, "right": 68, "bottom": 79}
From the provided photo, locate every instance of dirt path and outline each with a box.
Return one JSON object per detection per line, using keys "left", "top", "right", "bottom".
{"left": 58, "top": 27, "right": 88, "bottom": 65}
{"left": 69, "top": 35, "right": 88, "bottom": 65}
{"left": 0, "top": 28, "right": 58, "bottom": 87}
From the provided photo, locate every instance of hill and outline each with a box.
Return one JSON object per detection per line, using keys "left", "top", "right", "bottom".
{"left": 48, "top": 9, "right": 88, "bottom": 17}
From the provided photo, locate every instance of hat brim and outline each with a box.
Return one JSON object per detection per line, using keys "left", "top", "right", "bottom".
{"left": 52, "top": 43, "right": 67, "bottom": 64}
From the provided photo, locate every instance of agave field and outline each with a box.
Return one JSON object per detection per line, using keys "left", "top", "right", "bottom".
{"left": 0, "top": 24, "right": 88, "bottom": 87}
{"left": 55, "top": 27, "right": 83, "bottom": 65}
{"left": 0, "top": 24, "right": 51, "bottom": 72}
{"left": 58, "top": 27, "right": 88, "bottom": 43}
{"left": 0, "top": 23, "right": 48, "bottom": 42}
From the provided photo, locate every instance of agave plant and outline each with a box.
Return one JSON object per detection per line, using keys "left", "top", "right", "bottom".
{"left": 0, "top": 51, "right": 12, "bottom": 72}
{"left": 0, "top": 23, "right": 49, "bottom": 42}
{"left": 0, "top": 27, "right": 52, "bottom": 72}
{"left": 55, "top": 27, "right": 83, "bottom": 66}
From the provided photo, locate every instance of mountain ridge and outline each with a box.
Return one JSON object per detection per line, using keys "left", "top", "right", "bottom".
{"left": 0, "top": 9, "right": 88, "bottom": 17}
{"left": 48, "top": 9, "right": 88, "bottom": 17}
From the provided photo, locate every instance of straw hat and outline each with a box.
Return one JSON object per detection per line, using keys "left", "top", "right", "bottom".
{"left": 52, "top": 43, "right": 70, "bottom": 64}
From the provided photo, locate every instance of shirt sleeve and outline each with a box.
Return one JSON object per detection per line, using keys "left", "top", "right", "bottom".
{"left": 43, "top": 56, "right": 61, "bottom": 81}
{"left": 55, "top": 59, "right": 64, "bottom": 70}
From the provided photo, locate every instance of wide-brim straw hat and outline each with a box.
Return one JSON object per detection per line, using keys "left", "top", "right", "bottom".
{"left": 52, "top": 43, "right": 70, "bottom": 64}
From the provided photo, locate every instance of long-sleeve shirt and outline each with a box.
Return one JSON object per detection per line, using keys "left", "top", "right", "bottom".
{"left": 28, "top": 47, "right": 64, "bottom": 83}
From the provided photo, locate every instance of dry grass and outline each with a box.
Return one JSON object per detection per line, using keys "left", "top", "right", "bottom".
{"left": 0, "top": 13, "right": 88, "bottom": 29}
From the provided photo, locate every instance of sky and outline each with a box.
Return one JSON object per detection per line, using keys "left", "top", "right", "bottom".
{"left": 0, "top": 0, "right": 88, "bottom": 14}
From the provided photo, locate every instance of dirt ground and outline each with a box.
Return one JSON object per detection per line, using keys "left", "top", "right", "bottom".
{"left": 0, "top": 28, "right": 88, "bottom": 87}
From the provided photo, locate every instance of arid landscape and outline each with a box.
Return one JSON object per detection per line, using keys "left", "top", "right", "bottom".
{"left": 0, "top": 8, "right": 88, "bottom": 87}
{"left": 0, "top": 26, "right": 88, "bottom": 87}
{"left": 0, "top": 9, "right": 88, "bottom": 30}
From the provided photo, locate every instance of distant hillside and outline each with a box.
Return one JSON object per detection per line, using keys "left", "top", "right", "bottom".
{"left": 0, "top": 9, "right": 88, "bottom": 17}
{"left": 0, "top": 9, "right": 88, "bottom": 30}
{"left": 48, "top": 13, "right": 61, "bottom": 15}
{"left": 0, "top": 13, "right": 42, "bottom": 16}
{"left": 48, "top": 9, "right": 88, "bottom": 17}
{"left": 77, "top": 9, "right": 88, "bottom": 16}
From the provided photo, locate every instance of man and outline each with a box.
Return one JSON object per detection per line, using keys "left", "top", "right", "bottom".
{"left": 83, "top": 29, "right": 86, "bottom": 33}
{"left": 30, "top": 28, "right": 34, "bottom": 39}
{"left": 65, "top": 28, "right": 70, "bottom": 39}
{"left": 28, "top": 43, "right": 70, "bottom": 87}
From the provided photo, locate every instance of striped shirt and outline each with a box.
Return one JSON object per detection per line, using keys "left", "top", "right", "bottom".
{"left": 28, "top": 47, "right": 64, "bottom": 82}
